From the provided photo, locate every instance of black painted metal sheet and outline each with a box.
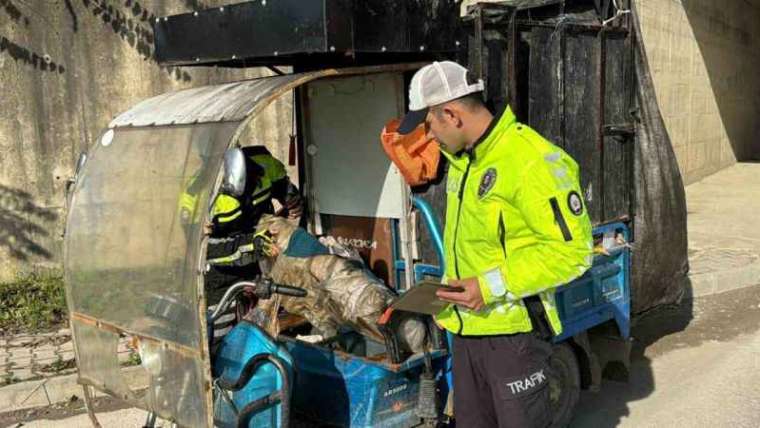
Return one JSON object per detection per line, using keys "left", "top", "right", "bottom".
{"left": 154, "top": 0, "right": 331, "bottom": 66}
{"left": 154, "top": 0, "right": 461, "bottom": 67}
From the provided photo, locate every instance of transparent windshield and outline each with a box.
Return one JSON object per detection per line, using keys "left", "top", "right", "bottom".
{"left": 64, "top": 123, "right": 238, "bottom": 426}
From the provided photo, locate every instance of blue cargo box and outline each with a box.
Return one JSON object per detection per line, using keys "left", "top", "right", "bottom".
{"left": 281, "top": 335, "right": 447, "bottom": 428}
{"left": 553, "top": 222, "right": 631, "bottom": 342}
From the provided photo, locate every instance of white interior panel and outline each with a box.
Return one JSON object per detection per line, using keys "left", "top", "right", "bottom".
{"left": 304, "top": 73, "right": 406, "bottom": 219}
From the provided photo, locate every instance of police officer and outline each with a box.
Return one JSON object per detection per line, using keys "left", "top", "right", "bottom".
{"left": 397, "top": 61, "right": 593, "bottom": 427}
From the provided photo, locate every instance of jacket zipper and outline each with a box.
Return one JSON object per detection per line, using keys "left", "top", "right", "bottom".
{"left": 452, "top": 155, "right": 472, "bottom": 335}
{"left": 498, "top": 211, "right": 507, "bottom": 260}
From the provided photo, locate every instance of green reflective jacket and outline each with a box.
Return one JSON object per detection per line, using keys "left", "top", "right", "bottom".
{"left": 435, "top": 106, "right": 593, "bottom": 336}
{"left": 211, "top": 146, "right": 288, "bottom": 227}
{"left": 177, "top": 147, "right": 289, "bottom": 237}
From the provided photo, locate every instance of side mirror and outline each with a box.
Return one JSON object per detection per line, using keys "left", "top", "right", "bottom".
{"left": 65, "top": 152, "right": 87, "bottom": 203}
{"left": 64, "top": 152, "right": 87, "bottom": 237}
{"left": 75, "top": 152, "right": 88, "bottom": 175}
{"left": 221, "top": 148, "right": 246, "bottom": 197}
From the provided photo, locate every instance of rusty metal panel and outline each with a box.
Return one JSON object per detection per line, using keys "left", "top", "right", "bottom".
{"left": 318, "top": 215, "right": 396, "bottom": 289}
{"left": 602, "top": 32, "right": 634, "bottom": 221}
{"left": 153, "top": 0, "right": 461, "bottom": 68}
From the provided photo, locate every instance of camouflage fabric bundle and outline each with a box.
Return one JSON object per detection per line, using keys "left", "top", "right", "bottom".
{"left": 254, "top": 215, "right": 425, "bottom": 352}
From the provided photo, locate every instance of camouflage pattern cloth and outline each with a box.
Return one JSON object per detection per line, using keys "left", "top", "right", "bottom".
{"left": 254, "top": 215, "right": 425, "bottom": 351}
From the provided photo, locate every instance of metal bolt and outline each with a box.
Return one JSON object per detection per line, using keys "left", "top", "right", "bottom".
{"left": 193, "top": 11, "right": 198, "bottom": 17}
{"left": 232, "top": 54, "right": 237, "bottom": 59}
{"left": 155, "top": 18, "right": 160, "bottom": 23}
{"left": 163, "top": 17, "right": 168, "bottom": 22}
{"left": 262, "top": 0, "right": 267, "bottom": 5}
{"left": 195, "top": 57, "right": 200, "bottom": 62}
{"left": 420, "top": 45, "right": 426, "bottom": 51}
{"left": 329, "top": 46, "right": 335, "bottom": 52}
{"left": 455, "top": 40, "right": 461, "bottom": 47}
{"left": 381, "top": 46, "right": 387, "bottom": 52}
{"left": 274, "top": 51, "right": 279, "bottom": 56}
{"left": 219, "top": 7, "right": 224, "bottom": 12}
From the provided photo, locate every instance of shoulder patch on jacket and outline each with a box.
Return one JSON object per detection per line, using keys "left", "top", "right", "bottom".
{"left": 478, "top": 168, "right": 497, "bottom": 198}
{"left": 567, "top": 191, "right": 584, "bottom": 216}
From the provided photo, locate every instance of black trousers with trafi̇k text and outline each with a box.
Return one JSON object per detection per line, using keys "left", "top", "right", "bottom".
{"left": 452, "top": 332, "right": 553, "bottom": 428}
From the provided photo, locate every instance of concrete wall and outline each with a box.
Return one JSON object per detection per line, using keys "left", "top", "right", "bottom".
{"left": 0, "top": 0, "right": 293, "bottom": 282}
{"left": 635, "top": 0, "right": 760, "bottom": 184}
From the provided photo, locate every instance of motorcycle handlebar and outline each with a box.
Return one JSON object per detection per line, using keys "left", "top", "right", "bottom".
{"left": 270, "top": 283, "right": 308, "bottom": 297}
{"left": 211, "top": 279, "right": 307, "bottom": 322}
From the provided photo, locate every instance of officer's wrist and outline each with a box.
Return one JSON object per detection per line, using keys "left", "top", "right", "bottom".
{"left": 476, "top": 275, "right": 496, "bottom": 305}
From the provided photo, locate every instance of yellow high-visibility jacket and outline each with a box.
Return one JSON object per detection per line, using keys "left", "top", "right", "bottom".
{"left": 436, "top": 106, "right": 593, "bottom": 336}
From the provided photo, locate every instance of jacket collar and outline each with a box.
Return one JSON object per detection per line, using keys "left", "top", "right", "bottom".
{"left": 469, "top": 105, "right": 515, "bottom": 163}
{"left": 444, "top": 105, "right": 516, "bottom": 170}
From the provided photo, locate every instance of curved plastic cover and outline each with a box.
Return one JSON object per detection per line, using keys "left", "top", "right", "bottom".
{"left": 64, "top": 123, "right": 238, "bottom": 427}
{"left": 109, "top": 74, "right": 299, "bottom": 127}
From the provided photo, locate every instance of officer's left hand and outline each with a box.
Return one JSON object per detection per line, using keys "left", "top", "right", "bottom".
{"left": 436, "top": 277, "right": 485, "bottom": 311}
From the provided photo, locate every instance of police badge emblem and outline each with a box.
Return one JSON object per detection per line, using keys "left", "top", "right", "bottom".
{"left": 478, "top": 168, "right": 497, "bottom": 198}
{"left": 567, "top": 191, "right": 584, "bottom": 216}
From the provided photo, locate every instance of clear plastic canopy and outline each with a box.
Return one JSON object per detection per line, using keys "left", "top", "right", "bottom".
{"left": 62, "top": 64, "right": 421, "bottom": 427}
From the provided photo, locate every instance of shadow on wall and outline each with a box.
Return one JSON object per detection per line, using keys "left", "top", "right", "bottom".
{"left": 682, "top": 1, "right": 760, "bottom": 161}
{"left": 0, "top": 0, "right": 29, "bottom": 26}
{"left": 0, "top": 36, "right": 66, "bottom": 73}
{"left": 80, "top": 0, "right": 191, "bottom": 81}
{"left": 0, "top": 0, "right": 64, "bottom": 73}
{"left": 0, "top": 0, "right": 191, "bottom": 81}
{"left": 0, "top": 184, "right": 57, "bottom": 262}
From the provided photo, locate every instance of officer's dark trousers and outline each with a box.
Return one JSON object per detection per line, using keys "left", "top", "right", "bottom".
{"left": 453, "top": 332, "right": 552, "bottom": 428}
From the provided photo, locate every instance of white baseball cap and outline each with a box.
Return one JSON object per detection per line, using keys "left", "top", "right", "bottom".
{"left": 398, "top": 61, "right": 485, "bottom": 134}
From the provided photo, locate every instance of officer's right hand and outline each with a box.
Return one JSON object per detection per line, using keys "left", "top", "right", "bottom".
{"left": 437, "top": 277, "right": 485, "bottom": 311}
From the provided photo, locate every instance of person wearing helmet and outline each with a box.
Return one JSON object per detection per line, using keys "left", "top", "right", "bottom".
{"left": 397, "top": 61, "right": 593, "bottom": 428}
{"left": 211, "top": 145, "right": 303, "bottom": 236}
{"left": 205, "top": 146, "right": 304, "bottom": 341}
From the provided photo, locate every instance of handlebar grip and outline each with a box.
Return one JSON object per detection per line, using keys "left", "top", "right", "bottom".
{"left": 271, "top": 284, "right": 308, "bottom": 297}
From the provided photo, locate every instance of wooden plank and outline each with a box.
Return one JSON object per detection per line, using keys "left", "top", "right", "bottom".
{"left": 527, "top": 27, "right": 563, "bottom": 147}
{"left": 563, "top": 32, "right": 602, "bottom": 223}
{"left": 602, "top": 33, "right": 633, "bottom": 221}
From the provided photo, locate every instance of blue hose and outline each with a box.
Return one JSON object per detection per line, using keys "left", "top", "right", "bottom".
{"left": 412, "top": 196, "right": 445, "bottom": 276}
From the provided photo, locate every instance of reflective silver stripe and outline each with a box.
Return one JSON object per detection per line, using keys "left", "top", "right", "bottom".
{"left": 252, "top": 191, "right": 272, "bottom": 206}
{"left": 208, "top": 302, "right": 236, "bottom": 339}
{"left": 484, "top": 268, "right": 507, "bottom": 297}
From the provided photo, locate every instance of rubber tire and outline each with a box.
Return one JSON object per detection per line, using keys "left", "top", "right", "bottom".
{"left": 548, "top": 342, "right": 581, "bottom": 428}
